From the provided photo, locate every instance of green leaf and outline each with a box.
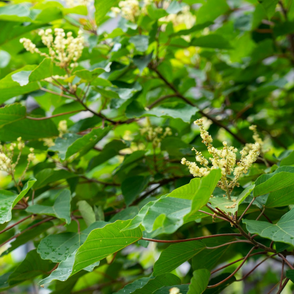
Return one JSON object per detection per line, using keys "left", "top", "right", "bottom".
{"left": 0, "top": 3, "right": 32, "bottom": 22}
{"left": 265, "top": 184, "right": 294, "bottom": 208}
{"left": 87, "top": 139, "right": 127, "bottom": 171}
{"left": 49, "top": 128, "right": 110, "bottom": 160}
{"left": 114, "top": 277, "right": 150, "bottom": 294}
{"left": 39, "top": 250, "right": 99, "bottom": 286}
{"left": 8, "top": 250, "right": 53, "bottom": 286}
{"left": 77, "top": 200, "right": 96, "bottom": 226}
{"left": 204, "top": 273, "right": 236, "bottom": 293}
{"left": 72, "top": 220, "right": 142, "bottom": 274}
{"left": 254, "top": 167, "right": 294, "bottom": 197}
{"left": 0, "top": 179, "right": 36, "bottom": 224}
{"left": 153, "top": 285, "right": 189, "bottom": 294}
{"left": 26, "top": 190, "right": 72, "bottom": 224}
{"left": 34, "top": 169, "right": 75, "bottom": 189}
{"left": 243, "top": 208, "right": 294, "bottom": 246}
{"left": 209, "top": 184, "right": 255, "bottom": 214}
{"left": 133, "top": 52, "right": 153, "bottom": 73}
{"left": 121, "top": 176, "right": 150, "bottom": 206}
{"left": 191, "top": 35, "right": 232, "bottom": 49}
{"left": 131, "top": 274, "right": 181, "bottom": 294}
{"left": 280, "top": 151, "right": 294, "bottom": 166}
{"left": 37, "top": 221, "right": 107, "bottom": 263}
{"left": 153, "top": 240, "right": 206, "bottom": 276}
{"left": 0, "top": 103, "right": 26, "bottom": 128}
{"left": 146, "top": 5, "right": 168, "bottom": 20}
{"left": 166, "top": 1, "right": 187, "bottom": 14}
{"left": 0, "top": 65, "right": 39, "bottom": 104}
{"left": 187, "top": 269, "right": 210, "bottom": 294}
{"left": 170, "top": 22, "right": 214, "bottom": 37}
{"left": 94, "top": 0, "right": 119, "bottom": 25}
{"left": 126, "top": 101, "right": 198, "bottom": 123}
{"left": 258, "top": 0, "right": 279, "bottom": 19}
{"left": 3, "top": 222, "right": 53, "bottom": 256}
{"left": 286, "top": 269, "right": 294, "bottom": 283}
{"left": 74, "top": 68, "right": 105, "bottom": 81}
{"left": 129, "top": 36, "right": 149, "bottom": 52}
{"left": 196, "top": 0, "right": 229, "bottom": 24}
{"left": 168, "top": 169, "right": 221, "bottom": 222}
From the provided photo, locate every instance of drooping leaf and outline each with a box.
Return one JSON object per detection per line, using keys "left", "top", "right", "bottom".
{"left": 191, "top": 35, "right": 232, "bottom": 49}
{"left": 8, "top": 250, "right": 53, "bottom": 286}
{"left": 0, "top": 103, "right": 26, "bottom": 128}
{"left": 77, "top": 200, "right": 96, "bottom": 226}
{"left": 187, "top": 269, "right": 210, "bottom": 294}
{"left": 254, "top": 167, "right": 294, "bottom": 197}
{"left": 121, "top": 176, "right": 150, "bottom": 206}
{"left": 37, "top": 221, "right": 107, "bottom": 263}
{"left": 153, "top": 240, "right": 206, "bottom": 276}
{"left": 72, "top": 220, "right": 142, "bottom": 274}
{"left": 0, "top": 179, "right": 36, "bottom": 224}
{"left": 26, "top": 189, "right": 72, "bottom": 224}
{"left": 243, "top": 208, "right": 294, "bottom": 246}
{"left": 209, "top": 184, "right": 254, "bottom": 214}
{"left": 94, "top": 0, "right": 119, "bottom": 25}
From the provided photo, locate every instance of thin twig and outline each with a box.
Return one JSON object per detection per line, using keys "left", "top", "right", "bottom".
{"left": 238, "top": 197, "right": 256, "bottom": 222}
{"left": 0, "top": 215, "right": 33, "bottom": 235}
{"left": 207, "top": 246, "right": 256, "bottom": 288}
{"left": 142, "top": 233, "right": 242, "bottom": 243}
{"left": 205, "top": 240, "right": 252, "bottom": 249}
{"left": 27, "top": 110, "right": 82, "bottom": 120}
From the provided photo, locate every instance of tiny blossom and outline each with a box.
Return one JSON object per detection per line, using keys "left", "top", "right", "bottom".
{"left": 169, "top": 287, "right": 181, "bottom": 294}
{"left": 65, "top": 0, "right": 91, "bottom": 7}
{"left": 20, "top": 28, "right": 84, "bottom": 70}
{"left": 43, "top": 138, "right": 55, "bottom": 148}
{"left": 141, "top": 126, "right": 172, "bottom": 148}
{"left": 111, "top": 0, "right": 140, "bottom": 22}
{"left": 181, "top": 119, "right": 263, "bottom": 199}
{"left": 58, "top": 120, "right": 68, "bottom": 137}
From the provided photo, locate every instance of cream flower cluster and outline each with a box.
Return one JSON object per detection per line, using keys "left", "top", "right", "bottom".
{"left": 20, "top": 28, "right": 84, "bottom": 69}
{"left": 141, "top": 126, "right": 172, "bottom": 148}
{"left": 169, "top": 287, "right": 181, "bottom": 294}
{"left": 0, "top": 137, "right": 34, "bottom": 177}
{"left": 181, "top": 119, "right": 263, "bottom": 199}
{"left": 65, "top": 0, "right": 91, "bottom": 6}
{"left": 111, "top": 0, "right": 140, "bottom": 22}
{"left": 58, "top": 120, "right": 68, "bottom": 137}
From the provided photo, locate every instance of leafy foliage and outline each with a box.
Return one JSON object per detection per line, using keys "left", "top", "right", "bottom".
{"left": 1, "top": 0, "right": 294, "bottom": 293}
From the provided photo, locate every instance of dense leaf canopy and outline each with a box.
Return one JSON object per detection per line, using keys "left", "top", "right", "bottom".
{"left": 0, "top": 0, "right": 294, "bottom": 293}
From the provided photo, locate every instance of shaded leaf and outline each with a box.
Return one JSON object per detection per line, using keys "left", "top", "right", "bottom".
{"left": 187, "top": 269, "right": 210, "bottom": 294}
{"left": 26, "top": 190, "right": 72, "bottom": 224}
{"left": 77, "top": 200, "right": 96, "bottom": 226}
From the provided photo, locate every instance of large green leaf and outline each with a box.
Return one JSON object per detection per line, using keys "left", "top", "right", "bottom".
{"left": 72, "top": 220, "right": 142, "bottom": 274}
{"left": 0, "top": 65, "right": 39, "bottom": 103}
{"left": 49, "top": 127, "right": 110, "bottom": 160}
{"left": 34, "top": 169, "right": 75, "bottom": 189}
{"left": 254, "top": 167, "right": 294, "bottom": 197}
{"left": 39, "top": 250, "right": 99, "bottom": 286}
{"left": 26, "top": 189, "right": 72, "bottom": 224}
{"left": 191, "top": 35, "right": 232, "bottom": 49}
{"left": 259, "top": 0, "right": 279, "bottom": 18}
{"left": 77, "top": 200, "right": 96, "bottom": 226}
{"left": 0, "top": 179, "right": 36, "bottom": 224}
{"left": 121, "top": 176, "right": 150, "bottom": 206}
{"left": 196, "top": 0, "right": 229, "bottom": 24}
{"left": 265, "top": 184, "right": 294, "bottom": 208}
{"left": 88, "top": 139, "right": 127, "bottom": 171}
{"left": 243, "top": 208, "right": 294, "bottom": 246}
{"left": 0, "top": 103, "right": 26, "bottom": 128}
{"left": 37, "top": 221, "right": 107, "bottom": 263}
{"left": 8, "top": 250, "right": 53, "bottom": 286}
{"left": 153, "top": 240, "right": 206, "bottom": 276}
{"left": 209, "top": 184, "right": 254, "bottom": 214}
{"left": 126, "top": 101, "right": 198, "bottom": 123}
{"left": 116, "top": 274, "right": 181, "bottom": 294}
{"left": 123, "top": 196, "right": 191, "bottom": 235}
{"left": 187, "top": 269, "right": 210, "bottom": 294}
{"left": 94, "top": 0, "right": 119, "bottom": 25}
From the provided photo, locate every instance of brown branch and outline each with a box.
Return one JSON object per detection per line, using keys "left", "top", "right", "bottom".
{"left": 147, "top": 94, "right": 182, "bottom": 109}
{"left": 148, "top": 65, "right": 247, "bottom": 144}
{"left": 278, "top": 254, "right": 294, "bottom": 269}
{"left": 211, "top": 251, "right": 267, "bottom": 275}
{"left": 238, "top": 197, "right": 256, "bottom": 222}
{"left": 40, "top": 87, "right": 76, "bottom": 100}
{"left": 27, "top": 110, "right": 82, "bottom": 121}
{"left": 205, "top": 240, "right": 252, "bottom": 249}
{"left": 0, "top": 215, "right": 33, "bottom": 235}
{"left": 0, "top": 217, "right": 55, "bottom": 248}
{"left": 207, "top": 246, "right": 256, "bottom": 288}
{"left": 142, "top": 233, "right": 242, "bottom": 243}
{"left": 277, "top": 278, "right": 289, "bottom": 294}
